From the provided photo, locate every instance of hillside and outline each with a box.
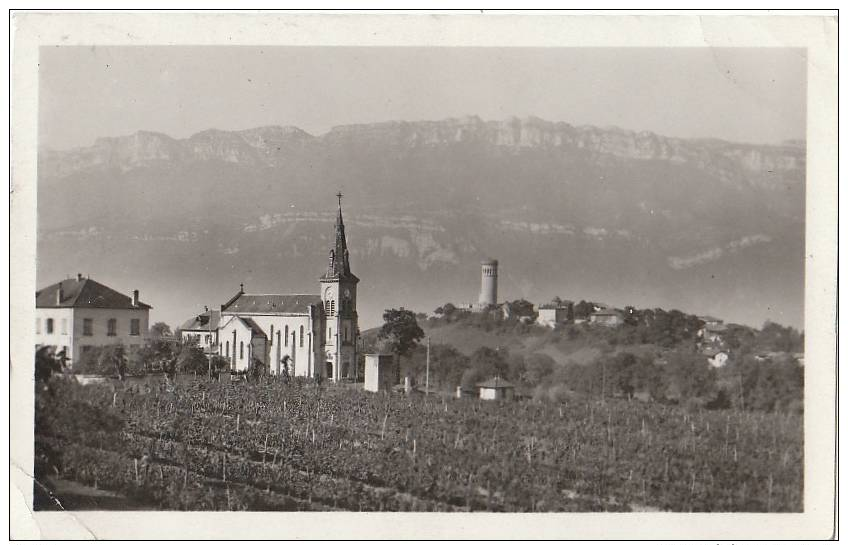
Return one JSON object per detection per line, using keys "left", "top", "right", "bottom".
{"left": 36, "top": 116, "right": 805, "bottom": 329}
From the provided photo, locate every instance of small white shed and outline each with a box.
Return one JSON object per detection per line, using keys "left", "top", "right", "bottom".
{"left": 477, "top": 377, "right": 515, "bottom": 401}
{"left": 364, "top": 354, "right": 398, "bottom": 393}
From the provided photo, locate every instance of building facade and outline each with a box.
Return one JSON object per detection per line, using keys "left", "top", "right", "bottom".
{"left": 537, "top": 300, "right": 574, "bottom": 328}
{"left": 179, "top": 308, "right": 220, "bottom": 355}
{"left": 35, "top": 274, "right": 151, "bottom": 365}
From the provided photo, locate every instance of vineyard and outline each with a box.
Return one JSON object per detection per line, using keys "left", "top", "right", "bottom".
{"left": 34, "top": 377, "right": 802, "bottom": 512}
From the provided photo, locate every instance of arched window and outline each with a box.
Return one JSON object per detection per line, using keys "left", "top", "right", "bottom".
{"left": 225, "top": 341, "right": 229, "bottom": 358}
{"left": 284, "top": 325, "right": 289, "bottom": 346}
{"left": 299, "top": 325, "right": 304, "bottom": 347}
{"left": 325, "top": 300, "right": 331, "bottom": 314}
{"left": 328, "top": 327, "right": 333, "bottom": 341}
{"left": 240, "top": 341, "right": 244, "bottom": 359}
{"left": 276, "top": 330, "right": 281, "bottom": 347}
{"left": 330, "top": 300, "right": 336, "bottom": 315}
{"left": 270, "top": 325, "right": 274, "bottom": 344}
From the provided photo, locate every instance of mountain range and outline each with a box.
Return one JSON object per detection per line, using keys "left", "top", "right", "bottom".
{"left": 36, "top": 116, "right": 805, "bottom": 329}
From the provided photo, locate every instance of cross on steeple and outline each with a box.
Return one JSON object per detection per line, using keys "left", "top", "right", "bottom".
{"left": 336, "top": 191, "right": 343, "bottom": 208}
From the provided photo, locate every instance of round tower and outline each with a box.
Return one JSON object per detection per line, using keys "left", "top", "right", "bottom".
{"left": 478, "top": 258, "right": 498, "bottom": 307}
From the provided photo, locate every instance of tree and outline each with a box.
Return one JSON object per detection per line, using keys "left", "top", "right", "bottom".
{"left": 98, "top": 343, "right": 128, "bottom": 380}
{"left": 149, "top": 322, "right": 172, "bottom": 339}
{"left": 377, "top": 309, "right": 424, "bottom": 358}
{"left": 522, "top": 353, "right": 556, "bottom": 386}
{"left": 35, "top": 346, "right": 65, "bottom": 384}
{"left": 505, "top": 299, "right": 537, "bottom": 321}
{"left": 666, "top": 352, "right": 717, "bottom": 406}
{"left": 176, "top": 343, "right": 208, "bottom": 375}
{"left": 468, "top": 346, "right": 511, "bottom": 383}
{"left": 574, "top": 300, "right": 595, "bottom": 320}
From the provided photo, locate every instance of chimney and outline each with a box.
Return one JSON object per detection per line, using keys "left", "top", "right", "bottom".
{"left": 204, "top": 305, "right": 209, "bottom": 312}
{"left": 56, "top": 283, "right": 64, "bottom": 305}
{"left": 132, "top": 289, "right": 139, "bottom": 307}
{"left": 77, "top": 273, "right": 83, "bottom": 281}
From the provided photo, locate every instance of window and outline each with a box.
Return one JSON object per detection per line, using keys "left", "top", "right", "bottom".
{"left": 270, "top": 325, "right": 274, "bottom": 344}
{"left": 46, "top": 318, "right": 54, "bottom": 334}
{"left": 299, "top": 325, "right": 304, "bottom": 347}
{"left": 130, "top": 319, "right": 140, "bottom": 336}
{"left": 344, "top": 325, "right": 349, "bottom": 342}
{"left": 107, "top": 318, "right": 117, "bottom": 336}
{"left": 239, "top": 341, "right": 244, "bottom": 359}
{"left": 205, "top": 334, "right": 212, "bottom": 344}
{"left": 276, "top": 331, "right": 281, "bottom": 348}
{"left": 36, "top": 318, "right": 40, "bottom": 334}
{"left": 325, "top": 300, "right": 331, "bottom": 314}
{"left": 328, "top": 327, "right": 333, "bottom": 341}
{"left": 225, "top": 341, "right": 229, "bottom": 358}
{"left": 61, "top": 318, "right": 68, "bottom": 335}
{"left": 81, "top": 345, "right": 92, "bottom": 354}
{"left": 82, "top": 319, "right": 92, "bottom": 336}
{"left": 284, "top": 325, "right": 289, "bottom": 346}
{"left": 330, "top": 300, "right": 336, "bottom": 315}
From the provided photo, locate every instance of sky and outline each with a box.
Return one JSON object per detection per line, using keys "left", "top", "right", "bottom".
{"left": 39, "top": 46, "right": 806, "bottom": 150}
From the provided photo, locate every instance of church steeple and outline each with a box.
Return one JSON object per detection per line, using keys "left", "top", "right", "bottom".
{"left": 322, "top": 192, "right": 358, "bottom": 282}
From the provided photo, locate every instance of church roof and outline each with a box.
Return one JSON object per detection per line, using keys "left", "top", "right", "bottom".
{"left": 237, "top": 317, "right": 267, "bottom": 337}
{"left": 36, "top": 276, "right": 151, "bottom": 310}
{"left": 221, "top": 293, "right": 322, "bottom": 315}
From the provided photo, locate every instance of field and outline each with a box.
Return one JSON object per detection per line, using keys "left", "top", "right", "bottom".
{"left": 34, "top": 377, "right": 803, "bottom": 512}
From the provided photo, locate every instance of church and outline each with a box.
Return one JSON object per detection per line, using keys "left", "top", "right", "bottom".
{"left": 184, "top": 194, "right": 359, "bottom": 381}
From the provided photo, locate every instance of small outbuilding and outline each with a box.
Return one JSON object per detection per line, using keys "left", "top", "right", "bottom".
{"left": 476, "top": 377, "right": 515, "bottom": 401}
{"left": 364, "top": 354, "right": 399, "bottom": 393}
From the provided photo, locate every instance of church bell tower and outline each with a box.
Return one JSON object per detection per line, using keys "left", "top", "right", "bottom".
{"left": 319, "top": 192, "right": 359, "bottom": 382}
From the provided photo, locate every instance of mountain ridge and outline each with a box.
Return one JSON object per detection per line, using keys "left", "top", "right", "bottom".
{"left": 36, "top": 115, "right": 805, "bottom": 330}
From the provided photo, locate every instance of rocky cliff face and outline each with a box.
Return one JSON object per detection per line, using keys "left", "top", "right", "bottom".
{"left": 36, "top": 116, "right": 805, "bottom": 330}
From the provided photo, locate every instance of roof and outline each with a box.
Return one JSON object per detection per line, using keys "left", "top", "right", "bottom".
{"left": 704, "top": 323, "right": 728, "bottom": 332}
{"left": 221, "top": 293, "right": 322, "bottom": 315}
{"left": 698, "top": 315, "right": 723, "bottom": 324}
{"left": 179, "top": 309, "right": 221, "bottom": 331}
{"left": 36, "top": 277, "right": 151, "bottom": 310}
{"left": 591, "top": 308, "right": 622, "bottom": 317}
{"left": 476, "top": 377, "right": 515, "bottom": 389}
{"left": 481, "top": 258, "right": 498, "bottom": 266}
{"left": 238, "top": 317, "right": 267, "bottom": 337}
{"left": 539, "top": 303, "right": 572, "bottom": 310}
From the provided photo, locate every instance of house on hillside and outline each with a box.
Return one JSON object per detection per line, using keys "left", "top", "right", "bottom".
{"left": 537, "top": 300, "right": 574, "bottom": 328}
{"left": 703, "top": 347, "right": 730, "bottom": 368}
{"left": 477, "top": 377, "right": 515, "bottom": 401}
{"left": 179, "top": 307, "right": 221, "bottom": 356}
{"left": 698, "top": 318, "right": 727, "bottom": 345}
{"left": 35, "top": 274, "right": 151, "bottom": 366}
{"left": 589, "top": 308, "right": 623, "bottom": 327}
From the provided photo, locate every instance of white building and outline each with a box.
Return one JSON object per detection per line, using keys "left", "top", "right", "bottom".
{"left": 179, "top": 308, "right": 221, "bottom": 356}
{"left": 476, "top": 377, "right": 515, "bottom": 401}
{"left": 199, "top": 195, "right": 360, "bottom": 381}
{"left": 35, "top": 274, "right": 151, "bottom": 365}
{"left": 537, "top": 300, "right": 574, "bottom": 328}
{"left": 363, "top": 354, "right": 398, "bottom": 392}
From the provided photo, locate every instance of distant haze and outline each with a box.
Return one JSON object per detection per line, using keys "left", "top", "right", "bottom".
{"left": 39, "top": 47, "right": 806, "bottom": 150}
{"left": 37, "top": 47, "right": 806, "bottom": 331}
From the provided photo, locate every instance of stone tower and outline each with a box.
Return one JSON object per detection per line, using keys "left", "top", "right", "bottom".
{"left": 319, "top": 193, "right": 359, "bottom": 382}
{"left": 478, "top": 258, "right": 498, "bottom": 307}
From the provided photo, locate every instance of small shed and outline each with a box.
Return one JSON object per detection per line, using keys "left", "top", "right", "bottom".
{"left": 476, "top": 377, "right": 515, "bottom": 401}
{"left": 364, "top": 354, "right": 398, "bottom": 393}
